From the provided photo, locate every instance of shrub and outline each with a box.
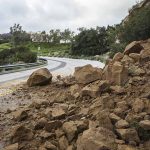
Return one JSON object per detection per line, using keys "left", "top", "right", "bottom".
{"left": 0, "top": 47, "right": 37, "bottom": 65}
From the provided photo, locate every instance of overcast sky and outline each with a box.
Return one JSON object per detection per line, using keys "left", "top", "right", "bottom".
{"left": 0, "top": 0, "right": 137, "bottom": 33}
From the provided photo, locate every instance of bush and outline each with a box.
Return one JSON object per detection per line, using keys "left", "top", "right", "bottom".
{"left": 0, "top": 47, "right": 37, "bottom": 65}
{"left": 119, "top": 6, "right": 150, "bottom": 43}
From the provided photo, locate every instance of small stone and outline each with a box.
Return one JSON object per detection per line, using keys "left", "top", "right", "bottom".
{"left": 59, "top": 136, "right": 69, "bottom": 150}
{"left": 63, "top": 121, "right": 77, "bottom": 142}
{"left": 45, "top": 120, "right": 62, "bottom": 132}
{"left": 4, "top": 143, "right": 18, "bottom": 150}
{"left": 139, "top": 120, "right": 150, "bottom": 130}
{"left": 13, "top": 109, "right": 28, "bottom": 121}
{"left": 44, "top": 141, "right": 57, "bottom": 150}
{"left": 109, "top": 113, "right": 121, "bottom": 123}
{"left": 115, "top": 119, "right": 129, "bottom": 129}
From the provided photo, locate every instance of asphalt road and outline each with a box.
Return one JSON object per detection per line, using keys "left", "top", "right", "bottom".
{"left": 0, "top": 57, "right": 105, "bottom": 84}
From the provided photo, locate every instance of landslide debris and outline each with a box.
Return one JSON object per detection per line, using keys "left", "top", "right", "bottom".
{"left": 1, "top": 39, "right": 150, "bottom": 150}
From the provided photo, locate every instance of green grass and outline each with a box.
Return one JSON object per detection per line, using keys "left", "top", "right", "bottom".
{"left": 0, "top": 43, "right": 11, "bottom": 51}
{"left": 0, "top": 42, "right": 108, "bottom": 63}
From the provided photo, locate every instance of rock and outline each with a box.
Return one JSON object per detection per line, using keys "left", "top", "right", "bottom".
{"left": 129, "top": 65, "right": 146, "bottom": 76}
{"left": 110, "top": 86, "right": 125, "bottom": 94}
{"left": 27, "top": 68, "right": 52, "bottom": 86}
{"left": 13, "top": 109, "right": 28, "bottom": 121}
{"left": 75, "top": 120, "right": 89, "bottom": 133}
{"left": 140, "top": 49, "right": 150, "bottom": 63}
{"left": 111, "top": 61, "right": 128, "bottom": 86}
{"left": 115, "top": 119, "right": 129, "bottom": 129}
{"left": 45, "top": 120, "right": 62, "bottom": 132}
{"left": 139, "top": 120, "right": 150, "bottom": 130}
{"left": 59, "top": 136, "right": 69, "bottom": 150}
{"left": 74, "top": 64, "right": 102, "bottom": 84}
{"left": 113, "top": 52, "right": 124, "bottom": 61}
{"left": 124, "top": 41, "right": 143, "bottom": 55}
{"left": 96, "top": 110, "right": 113, "bottom": 130}
{"left": 4, "top": 143, "right": 18, "bottom": 150}
{"left": 81, "top": 84, "right": 100, "bottom": 98}
{"left": 116, "top": 128, "right": 140, "bottom": 143}
{"left": 39, "top": 131, "right": 55, "bottom": 140}
{"left": 129, "top": 53, "right": 140, "bottom": 62}
{"left": 76, "top": 127, "right": 117, "bottom": 150}
{"left": 44, "top": 141, "right": 57, "bottom": 150}
{"left": 34, "top": 117, "right": 48, "bottom": 130}
{"left": 132, "top": 98, "right": 145, "bottom": 113}
{"left": 67, "top": 145, "right": 74, "bottom": 150}
{"left": 121, "top": 55, "right": 135, "bottom": 64}
{"left": 30, "top": 99, "right": 49, "bottom": 109}
{"left": 117, "top": 145, "right": 137, "bottom": 150}
{"left": 81, "top": 80, "right": 110, "bottom": 98}
{"left": 63, "top": 121, "right": 77, "bottom": 142}
{"left": 52, "top": 107, "right": 66, "bottom": 119}
{"left": 12, "top": 125, "right": 34, "bottom": 143}
{"left": 55, "top": 129, "right": 65, "bottom": 138}
{"left": 109, "top": 113, "right": 121, "bottom": 123}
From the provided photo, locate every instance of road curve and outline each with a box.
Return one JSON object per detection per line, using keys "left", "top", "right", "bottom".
{"left": 0, "top": 57, "right": 105, "bottom": 84}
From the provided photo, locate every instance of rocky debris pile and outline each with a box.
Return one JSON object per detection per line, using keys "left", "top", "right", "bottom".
{"left": 2, "top": 39, "right": 150, "bottom": 150}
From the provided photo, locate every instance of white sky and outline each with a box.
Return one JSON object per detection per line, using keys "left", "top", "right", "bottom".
{"left": 0, "top": 0, "right": 137, "bottom": 33}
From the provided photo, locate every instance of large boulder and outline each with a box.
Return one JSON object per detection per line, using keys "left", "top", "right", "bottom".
{"left": 74, "top": 64, "right": 102, "bottom": 84}
{"left": 103, "top": 61, "right": 128, "bottom": 86}
{"left": 124, "top": 41, "right": 143, "bottom": 55}
{"left": 77, "top": 127, "right": 117, "bottom": 150}
{"left": 111, "top": 61, "right": 128, "bottom": 86}
{"left": 27, "top": 68, "right": 52, "bottom": 86}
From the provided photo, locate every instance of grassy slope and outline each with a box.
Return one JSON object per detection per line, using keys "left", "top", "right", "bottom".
{"left": 0, "top": 42, "right": 107, "bottom": 62}
{"left": 0, "top": 43, "right": 11, "bottom": 51}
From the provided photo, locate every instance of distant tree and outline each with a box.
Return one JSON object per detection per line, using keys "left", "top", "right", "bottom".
{"left": 71, "top": 27, "right": 108, "bottom": 56}
{"left": 61, "top": 29, "right": 74, "bottom": 43}
{"left": 10, "top": 24, "right": 30, "bottom": 47}
{"left": 49, "top": 29, "right": 61, "bottom": 44}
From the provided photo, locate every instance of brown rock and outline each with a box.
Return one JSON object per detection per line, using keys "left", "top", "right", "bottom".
{"left": 140, "top": 49, "right": 150, "bottom": 63}
{"left": 121, "top": 55, "right": 135, "bottom": 64}
{"left": 96, "top": 110, "right": 113, "bottom": 130}
{"left": 113, "top": 52, "right": 124, "bottom": 61}
{"left": 116, "top": 128, "right": 140, "bottom": 143}
{"left": 132, "top": 98, "right": 145, "bottom": 113}
{"left": 13, "top": 109, "right": 28, "bottom": 121}
{"left": 45, "top": 120, "right": 62, "bottom": 132}
{"left": 12, "top": 125, "right": 34, "bottom": 143}
{"left": 59, "top": 136, "right": 69, "bottom": 150}
{"left": 34, "top": 117, "right": 48, "bottom": 130}
{"left": 109, "top": 113, "right": 121, "bottom": 123}
{"left": 117, "top": 145, "right": 137, "bottom": 150}
{"left": 74, "top": 64, "right": 102, "bottom": 84}
{"left": 129, "top": 53, "right": 140, "bottom": 62}
{"left": 124, "top": 41, "right": 143, "bottom": 55}
{"left": 44, "top": 141, "right": 57, "bottom": 150}
{"left": 76, "top": 127, "right": 117, "bottom": 150}
{"left": 110, "top": 86, "right": 125, "bottom": 94}
{"left": 63, "top": 121, "right": 77, "bottom": 142}
{"left": 129, "top": 65, "right": 146, "bottom": 76}
{"left": 139, "top": 120, "right": 150, "bottom": 130}
{"left": 115, "top": 119, "right": 129, "bottom": 129}
{"left": 111, "top": 61, "right": 128, "bottom": 86}
{"left": 27, "top": 68, "right": 52, "bottom": 86}
{"left": 81, "top": 80, "right": 110, "bottom": 98}
{"left": 4, "top": 143, "right": 18, "bottom": 150}
{"left": 52, "top": 107, "right": 66, "bottom": 119}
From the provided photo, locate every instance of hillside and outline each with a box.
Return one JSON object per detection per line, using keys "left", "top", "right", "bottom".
{"left": 0, "top": 38, "right": 150, "bottom": 150}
